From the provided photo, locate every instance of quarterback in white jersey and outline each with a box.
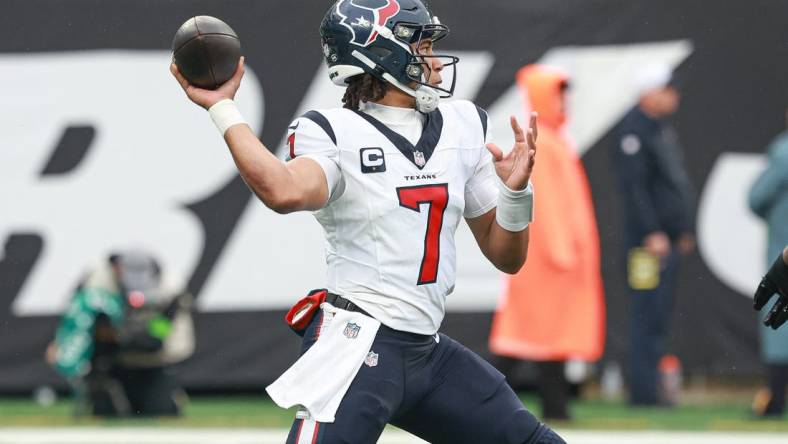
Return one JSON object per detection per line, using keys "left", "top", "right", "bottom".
{"left": 172, "top": 1, "right": 565, "bottom": 442}
{"left": 289, "top": 100, "right": 499, "bottom": 334}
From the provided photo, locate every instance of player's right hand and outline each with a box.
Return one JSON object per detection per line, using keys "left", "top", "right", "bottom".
{"left": 170, "top": 57, "right": 245, "bottom": 110}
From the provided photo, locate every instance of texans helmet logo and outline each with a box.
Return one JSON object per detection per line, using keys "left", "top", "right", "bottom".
{"left": 336, "top": 0, "right": 401, "bottom": 47}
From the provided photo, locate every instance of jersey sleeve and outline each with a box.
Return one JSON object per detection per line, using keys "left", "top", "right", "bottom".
{"left": 476, "top": 104, "right": 493, "bottom": 145}
{"left": 464, "top": 106, "right": 498, "bottom": 219}
{"left": 286, "top": 113, "right": 343, "bottom": 202}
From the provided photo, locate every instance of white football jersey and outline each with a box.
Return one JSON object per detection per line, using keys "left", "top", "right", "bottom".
{"left": 286, "top": 100, "right": 497, "bottom": 335}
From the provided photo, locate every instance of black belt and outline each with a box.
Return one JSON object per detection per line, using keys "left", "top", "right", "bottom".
{"left": 326, "top": 292, "right": 371, "bottom": 318}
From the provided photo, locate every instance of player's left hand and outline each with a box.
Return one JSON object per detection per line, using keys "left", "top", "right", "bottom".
{"left": 486, "top": 113, "right": 538, "bottom": 191}
{"left": 754, "top": 254, "right": 788, "bottom": 330}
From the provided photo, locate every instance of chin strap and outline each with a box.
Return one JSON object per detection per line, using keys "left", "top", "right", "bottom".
{"left": 380, "top": 72, "right": 440, "bottom": 113}
{"left": 413, "top": 85, "right": 440, "bottom": 113}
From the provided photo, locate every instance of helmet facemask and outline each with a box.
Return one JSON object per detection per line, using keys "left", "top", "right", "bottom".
{"left": 374, "top": 19, "right": 457, "bottom": 112}
{"left": 395, "top": 21, "right": 458, "bottom": 100}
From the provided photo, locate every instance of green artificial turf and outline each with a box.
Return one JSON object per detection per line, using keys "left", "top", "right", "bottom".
{"left": 0, "top": 394, "right": 786, "bottom": 432}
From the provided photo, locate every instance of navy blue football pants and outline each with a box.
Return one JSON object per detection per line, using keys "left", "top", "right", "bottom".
{"left": 286, "top": 309, "right": 564, "bottom": 444}
{"left": 629, "top": 249, "right": 680, "bottom": 405}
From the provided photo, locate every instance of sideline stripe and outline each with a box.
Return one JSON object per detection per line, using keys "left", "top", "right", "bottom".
{"left": 297, "top": 419, "right": 317, "bottom": 444}
{"left": 293, "top": 419, "right": 304, "bottom": 444}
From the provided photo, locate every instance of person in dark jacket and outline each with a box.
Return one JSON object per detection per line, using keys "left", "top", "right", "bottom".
{"left": 751, "top": 246, "right": 788, "bottom": 417}
{"left": 610, "top": 63, "right": 695, "bottom": 406}
{"left": 749, "top": 111, "right": 788, "bottom": 416}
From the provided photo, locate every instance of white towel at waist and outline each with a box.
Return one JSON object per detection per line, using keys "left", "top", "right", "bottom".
{"left": 266, "top": 303, "right": 381, "bottom": 423}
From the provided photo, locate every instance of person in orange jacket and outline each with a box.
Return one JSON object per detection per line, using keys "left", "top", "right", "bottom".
{"left": 489, "top": 64, "right": 606, "bottom": 420}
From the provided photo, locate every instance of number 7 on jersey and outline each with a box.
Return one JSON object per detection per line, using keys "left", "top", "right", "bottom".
{"left": 396, "top": 184, "right": 449, "bottom": 285}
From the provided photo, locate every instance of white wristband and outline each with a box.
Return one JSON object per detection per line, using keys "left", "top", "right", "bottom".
{"left": 495, "top": 180, "right": 534, "bottom": 232}
{"left": 208, "top": 99, "right": 246, "bottom": 136}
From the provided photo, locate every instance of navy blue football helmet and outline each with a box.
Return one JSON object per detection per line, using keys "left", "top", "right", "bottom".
{"left": 320, "top": 0, "right": 459, "bottom": 112}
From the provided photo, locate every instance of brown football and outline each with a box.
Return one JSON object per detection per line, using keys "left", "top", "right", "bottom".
{"left": 172, "top": 16, "right": 242, "bottom": 89}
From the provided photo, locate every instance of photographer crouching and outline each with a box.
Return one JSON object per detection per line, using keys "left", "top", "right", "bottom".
{"left": 46, "top": 250, "right": 195, "bottom": 417}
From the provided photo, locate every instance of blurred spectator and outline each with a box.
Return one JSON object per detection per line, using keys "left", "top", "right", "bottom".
{"left": 610, "top": 63, "right": 695, "bottom": 406}
{"left": 489, "top": 65, "right": 606, "bottom": 420}
{"left": 46, "top": 250, "right": 195, "bottom": 416}
{"left": 748, "top": 110, "right": 788, "bottom": 417}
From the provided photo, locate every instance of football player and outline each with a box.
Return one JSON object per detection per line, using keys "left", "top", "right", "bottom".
{"left": 171, "top": 0, "right": 564, "bottom": 442}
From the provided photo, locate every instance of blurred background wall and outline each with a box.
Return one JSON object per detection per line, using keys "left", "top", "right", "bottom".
{"left": 1, "top": 0, "right": 786, "bottom": 392}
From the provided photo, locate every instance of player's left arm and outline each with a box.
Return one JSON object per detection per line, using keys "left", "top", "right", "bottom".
{"left": 467, "top": 208, "right": 530, "bottom": 274}
{"left": 467, "top": 114, "right": 537, "bottom": 274}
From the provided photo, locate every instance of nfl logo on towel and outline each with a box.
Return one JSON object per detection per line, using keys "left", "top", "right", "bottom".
{"left": 343, "top": 322, "right": 361, "bottom": 339}
{"left": 365, "top": 351, "right": 379, "bottom": 367}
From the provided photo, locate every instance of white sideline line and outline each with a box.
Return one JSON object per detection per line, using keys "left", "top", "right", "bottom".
{"left": 0, "top": 428, "right": 786, "bottom": 444}
{"left": 560, "top": 431, "right": 788, "bottom": 444}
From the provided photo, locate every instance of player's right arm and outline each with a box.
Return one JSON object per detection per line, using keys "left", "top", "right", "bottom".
{"left": 170, "top": 59, "right": 330, "bottom": 213}
{"left": 223, "top": 125, "right": 331, "bottom": 213}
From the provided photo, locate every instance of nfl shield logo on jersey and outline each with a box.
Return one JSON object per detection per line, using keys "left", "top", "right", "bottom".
{"left": 364, "top": 351, "right": 379, "bottom": 367}
{"left": 413, "top": 150, "right": 426, "bottom": 167}
{"left": 343, "top": 322, "right": 361, "bottom": 339}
